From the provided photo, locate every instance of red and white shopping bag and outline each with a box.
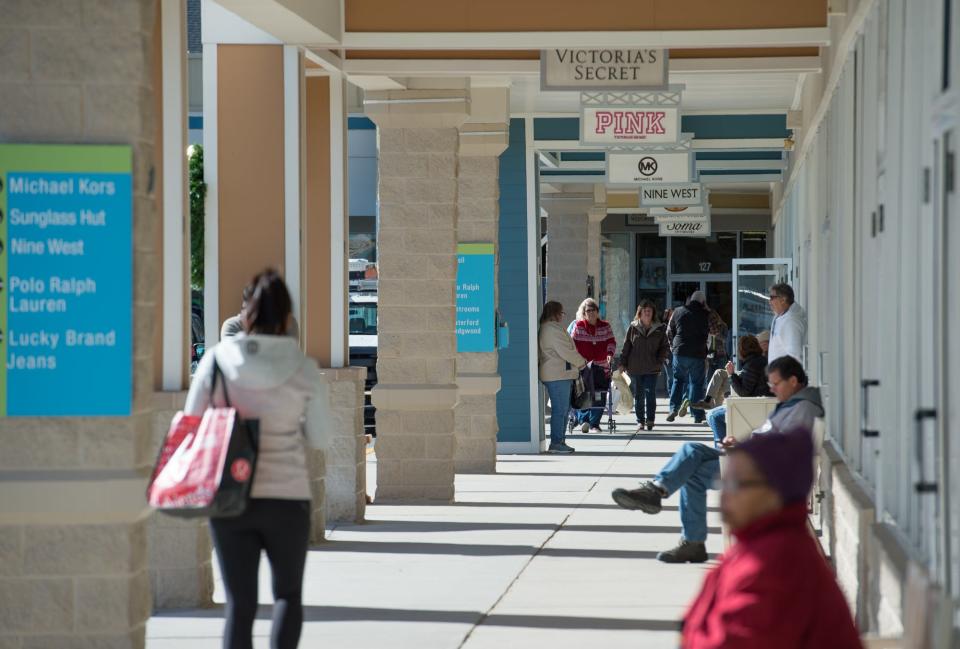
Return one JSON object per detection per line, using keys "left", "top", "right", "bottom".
{"left": 147, "top": 361, "right": 259, "bottom": 518}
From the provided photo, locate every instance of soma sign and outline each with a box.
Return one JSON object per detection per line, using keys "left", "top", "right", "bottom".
{"left": 541, "top": 49, "right": 668, "bottom": 91}
{"left": 581, "top": 107, "right": 679, "bottom": 146}
{"left": 659, "top": 219, "right": 711, "bottom": 238}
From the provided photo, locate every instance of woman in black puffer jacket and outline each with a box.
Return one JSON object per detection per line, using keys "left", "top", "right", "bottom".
{"left": 702, "top": 335, "right": 772, "bottom": 444}
{"left": 729, "top": 335, "right": 772, "bottom": 398}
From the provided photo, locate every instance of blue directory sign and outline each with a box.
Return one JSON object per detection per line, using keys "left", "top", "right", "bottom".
{"left": 0, "top": 145, "right": 133, "bottom": 416}
{"left": 456, "top": 243, "right": 496, "bottom": 353}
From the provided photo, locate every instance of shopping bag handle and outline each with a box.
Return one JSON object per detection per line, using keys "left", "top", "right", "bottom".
{"left": 209, "top": 358, "right": 234, "bottom": 409}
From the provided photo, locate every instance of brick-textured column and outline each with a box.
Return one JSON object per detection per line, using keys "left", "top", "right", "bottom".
{"left": 546, "top": 207, "right": 589, "bottom": 315}
{"left": 587, "top": 205, "right": 606, "bottom": 292}
{"left": 320, "top": 368, "right": 368, "bottom": 523}
{"left": 454, "top": 118, "right": 508, "bottom": 474}
{"left": 368, "top": 89, "right": 468, "bottom": 502}
{"left": 148, "top": 393, "right": 213, "bottom": 609}
{"left": 0, "top": 1, "right": 161, "bottom": 645}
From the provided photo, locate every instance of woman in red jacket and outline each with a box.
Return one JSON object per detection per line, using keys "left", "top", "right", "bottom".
{"left": 569, "top": 298, "right": 617, "bottom": 434}
{"left": 682, "top": 430, "right": 863, "bottom": 649}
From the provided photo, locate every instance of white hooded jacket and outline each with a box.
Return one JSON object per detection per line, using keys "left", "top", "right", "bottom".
{"left": 184, "top": 334, "right": 328, "bottom": 501}
{"left": 768, "top": 303, "right": 807, "bottom": 366}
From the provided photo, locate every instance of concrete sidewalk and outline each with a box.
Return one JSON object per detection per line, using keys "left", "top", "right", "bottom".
{"left": 147, "top": 401, "right": 722, "bottom": 648}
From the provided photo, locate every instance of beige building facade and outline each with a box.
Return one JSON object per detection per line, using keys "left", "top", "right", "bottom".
{"left": 0, "top": 0, "right": 958, "bottom": 646}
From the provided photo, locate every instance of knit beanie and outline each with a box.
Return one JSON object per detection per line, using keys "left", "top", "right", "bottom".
{"left": 735, "top": 430, "right": 814, "bottom": 504}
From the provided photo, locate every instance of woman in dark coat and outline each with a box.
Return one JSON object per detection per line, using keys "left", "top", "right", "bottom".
{"left": 619, "top": 300, "right": 669, "bottom": 431}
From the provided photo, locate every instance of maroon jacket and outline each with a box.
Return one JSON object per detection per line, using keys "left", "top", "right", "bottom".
{"left": 682, "top": 503, "right": 863, "bottom": 649}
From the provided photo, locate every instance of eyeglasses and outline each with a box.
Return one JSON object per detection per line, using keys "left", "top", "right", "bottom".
{"left": 768, "top": 294, "right": 782, "bottom": 301}
{"left": 714, "top": 477, "right": 768, "bottom": 493}
{"left": 585, "top": 307, "right": 598, "bottom": 313}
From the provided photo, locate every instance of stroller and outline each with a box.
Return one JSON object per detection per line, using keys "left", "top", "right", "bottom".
{"left": 568, "top": 361, "right": 618, "bottom": 434}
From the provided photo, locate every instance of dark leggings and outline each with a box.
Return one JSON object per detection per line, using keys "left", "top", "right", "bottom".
{"left": 209, "top": 498, "right": 311, "bottom": 649}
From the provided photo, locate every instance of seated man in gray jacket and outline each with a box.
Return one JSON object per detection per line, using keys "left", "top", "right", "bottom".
{"left": 610, "top": 355, "right": 823, "bottom": 563}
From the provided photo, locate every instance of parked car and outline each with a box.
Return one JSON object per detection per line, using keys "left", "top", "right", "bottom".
{"left": 348, "top": 293, "right": 377, "bottom": 436}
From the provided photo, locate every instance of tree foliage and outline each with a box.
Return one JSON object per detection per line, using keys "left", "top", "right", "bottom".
{"left": 189, "top": 145, "right": 206, "bottom": 288}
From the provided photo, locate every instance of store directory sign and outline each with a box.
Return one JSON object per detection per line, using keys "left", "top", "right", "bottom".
{"left": 456, "top": 243, "right": 495, "bottom": 353}
{"left": 0, "top": 144, "right": 133, "bottom": 416}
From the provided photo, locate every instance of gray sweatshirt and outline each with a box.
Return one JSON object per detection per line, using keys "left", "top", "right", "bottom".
{"left": 756, "top": 386, "right": 825, "bottom": 435}
{"left": 184, "top": 334, "right": 328, "bottom": 501}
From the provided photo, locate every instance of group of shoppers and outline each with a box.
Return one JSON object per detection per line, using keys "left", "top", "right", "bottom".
{"left": 538, "top": 291, "right": 742, "bottom": 452}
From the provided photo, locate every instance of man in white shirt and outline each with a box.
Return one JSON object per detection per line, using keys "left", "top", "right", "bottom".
{"left": 767, "top": 283, "right": 806, "bottom": 365}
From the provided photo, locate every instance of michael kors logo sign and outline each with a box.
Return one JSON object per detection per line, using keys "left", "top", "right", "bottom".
{"left": 638, "top": 157, "right": 658, "bottom": 176}
{"left": 608, "top": 153, "right": 690, "bottom": 184}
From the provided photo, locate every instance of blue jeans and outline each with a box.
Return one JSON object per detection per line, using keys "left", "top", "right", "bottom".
{"left": 663, "top": 358, "right": 674, "bottom": 394}
{"left": 575, "top": 407, "right": 603, "bottom": 427}
{"left": 707, "top": 405, "right": 727, "bottom": 446}
{"left": 543, "top": 380, "right": 572, "bottom": 447}
{"left": 630, "top": 373, "right": 658, "bottom": 423}
{"left": 655, "top": 442, "right": 722, "bottom": 542}
{"left": 669, "top": 355, "right": 706, "bottom": 420}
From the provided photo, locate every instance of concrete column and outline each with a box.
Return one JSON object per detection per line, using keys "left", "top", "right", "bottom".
{"left": 587, "top": 185, "right": 607, "bottom": 294}
{"left": 454, "top": 90, "right": 509, "bottom": 474}
{"left": 148, "top": 393, "right": 214, "bottom": 609}
{"left": 320, "top": 367, "right": 368, "bottom": 523}
{"left": 0, "top": 1, "right": 160, "bottom": 645}
{"left": 545, "top": 200, "right": 591, "bottom": 316}
{"left": 368, "top": 86, "right": 469, "bottom": 502}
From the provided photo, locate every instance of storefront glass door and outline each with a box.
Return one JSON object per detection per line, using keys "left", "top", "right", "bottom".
{"left": 731, "top": 258, "right": 792, "bottom": 362}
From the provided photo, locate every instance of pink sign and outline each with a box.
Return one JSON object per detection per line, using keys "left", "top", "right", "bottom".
{"left": 581, "top": 107, "right": 679, "bottom": 145}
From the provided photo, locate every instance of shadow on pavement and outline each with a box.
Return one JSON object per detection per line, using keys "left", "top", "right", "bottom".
{"left": 309, "top": 539, "right": 718, "bottom": 560}
{"left": 154, "top": 605, "right": 683, "bottom": 631}
{"left": 332, "top": 519, "right": 720, "bottom": 535}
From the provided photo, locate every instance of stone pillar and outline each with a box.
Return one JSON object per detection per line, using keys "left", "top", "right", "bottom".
{"left": 320, "top": 367, "right": 368, "bottom": 523}
{"left": 454, "top": 91, "right": 509, "bottom": 474}
{"left": 545, "top": 204, "right": 590, "bottom": 316}
{"left": 148, "top": 393, "right": 213, "bottom": 609}
{"left": 0, "top": 1, "right": 159, "bottom": 645}
{"left": 368, "top": 87, "right": 468, "bottom": 502}
{"left": 587, "top": 204, "right": 606, "bottom": 294}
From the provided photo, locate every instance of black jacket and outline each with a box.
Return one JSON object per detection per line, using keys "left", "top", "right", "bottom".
{"left": 730, "top": 353, "right": 772, "bottom": 397}
{"left": 620, "top": 321, "right": 669, "bottom": 375}
{"left": 667, "top": 302, "right": 710, "bottom": 359}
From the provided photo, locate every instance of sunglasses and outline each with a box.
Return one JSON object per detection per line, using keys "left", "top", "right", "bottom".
{"left": 713, "top": 477, "right": 768, "bottom": 493}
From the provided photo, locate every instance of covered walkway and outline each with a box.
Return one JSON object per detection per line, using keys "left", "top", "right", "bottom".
{"left": 147, "top": 403, "right": 719, "bottom": 648}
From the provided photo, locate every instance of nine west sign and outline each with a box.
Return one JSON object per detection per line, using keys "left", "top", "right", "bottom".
{"left": 541, "top": 49, "right": 668, "bottom": 90}
{"left": 640, "top": 182, "right": 704, "bottom": 207}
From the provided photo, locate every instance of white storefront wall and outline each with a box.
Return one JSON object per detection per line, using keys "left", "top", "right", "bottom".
{"left": 776, "top": 0, "right": 960, "bottom": 637}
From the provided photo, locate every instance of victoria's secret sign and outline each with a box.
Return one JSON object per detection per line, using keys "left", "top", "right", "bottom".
{"left": 541, "top": 48, "right": 668, "bottom": 90}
